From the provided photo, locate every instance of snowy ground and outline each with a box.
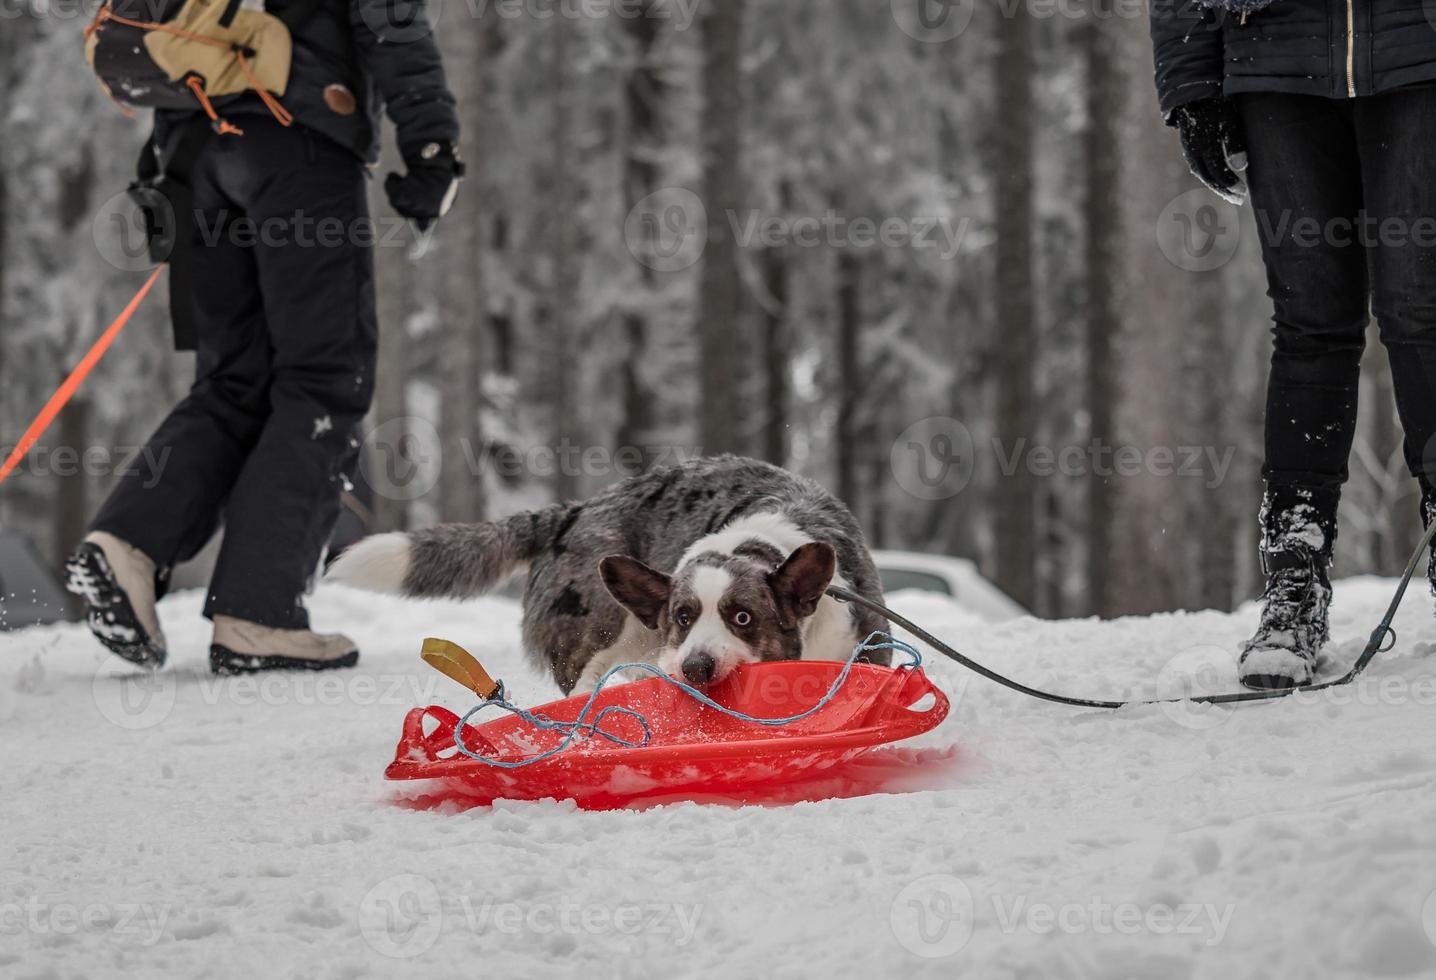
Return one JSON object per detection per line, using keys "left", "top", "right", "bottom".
{"left": 5, "top": 579, "right": 1436, "bottom": 979}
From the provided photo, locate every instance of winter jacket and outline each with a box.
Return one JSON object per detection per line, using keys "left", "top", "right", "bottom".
{"left": 157, "top": 0, "right": 458, "bottom": 164}
{"left": 1150, "top": 0, "right": 1436, "bottom": 118}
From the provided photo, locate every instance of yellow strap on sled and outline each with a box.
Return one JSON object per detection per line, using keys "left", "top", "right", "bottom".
{"left": 421, "top": 638, "right": 501, "bottom": 700}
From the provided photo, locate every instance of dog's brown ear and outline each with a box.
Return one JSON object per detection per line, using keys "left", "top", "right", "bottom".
{"left": 599, "top": 556, "right": 672, "bottom": 630}
{"left": 769, "top": 542, "right": 837, "bottom": 622}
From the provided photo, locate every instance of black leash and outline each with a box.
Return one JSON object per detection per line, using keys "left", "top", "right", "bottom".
{"left": 828, "top": 520, "right": 1436, "bottom": 710}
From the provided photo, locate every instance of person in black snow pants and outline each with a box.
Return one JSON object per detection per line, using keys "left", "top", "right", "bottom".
{"left": 64, "top": 0, "right": 462, "bottom": 674}
{"left": 1150, "top": 0, "right": 1436, "bottom": 688}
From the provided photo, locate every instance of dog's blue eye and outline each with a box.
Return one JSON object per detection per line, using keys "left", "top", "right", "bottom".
{"left": 732, "top": 610, "right": 753, "bottom": 628}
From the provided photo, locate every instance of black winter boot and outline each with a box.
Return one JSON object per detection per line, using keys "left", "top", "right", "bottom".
{"left": 1422, "top": 483, "right": 1436, "bottom": 595}
{"left": 1238, "top": 491, "right": 1336, "bottom": 691}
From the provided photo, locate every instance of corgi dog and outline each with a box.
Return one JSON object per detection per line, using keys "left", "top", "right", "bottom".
{"left": 329, "top": 455, "right": 890, "bottom": 692}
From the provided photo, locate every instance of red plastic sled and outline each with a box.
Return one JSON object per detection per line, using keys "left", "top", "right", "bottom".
{"left": 386, "top": 659, "right": 949, "bottom": 809}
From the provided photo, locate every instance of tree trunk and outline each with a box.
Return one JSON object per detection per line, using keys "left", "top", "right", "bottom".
{"left": 1083, "top": 10, "right": 1122, "bottom": 617}
{"left": 1109, "top": 17, "right": 1188, "bottom": 614}
{"left": 991, "top": 2, "right": 1038, "bottom": 610}
{"left": 435, "top": 5, "right": 487, "bottom": 524}
{"left": 1189, "top": 243, "right": 1235, "bottom": 610}
{"left": 52, "top": 395, "right": 90, "bottom": 566}
{"left": 369, "top": 180, "right": 413, "bottom": 533}
{"left": 0, "top": 18, "right": 19, "bottom": 460}
{"left": 550, "top": 10, "right": 582, "bottom": 502}
{"left": 698, "top": 0, "right": 748, "bottom": 457}
{"left": 761, "top": 238, "right": 790, "bottom": 466}
{"left": 836, "top": 249, "right": 862, "bottom": 507}
{"left": 615, "top": 10, "right": 665, "bottom": 460}
{"left": 0, "top": 121, "right": 7, "bottom": 445}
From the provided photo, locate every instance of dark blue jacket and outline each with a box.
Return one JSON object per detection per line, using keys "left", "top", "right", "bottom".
{"left": 160, "top": 0, "right": 458, "bottom": 163}
{"left": 1150, "top": 0, "right": 1436, "bottom": 118}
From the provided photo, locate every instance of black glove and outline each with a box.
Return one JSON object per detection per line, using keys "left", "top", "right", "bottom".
{"left": 385, "top": 141, "right": 465, "bottom": 231}
{"left": 1170, "top": 98, "right": 1248, "bottom": 205}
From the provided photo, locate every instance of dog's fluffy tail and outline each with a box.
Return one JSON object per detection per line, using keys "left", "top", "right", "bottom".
{"left": 327, "top": 505, "right": 574, "bottom": 600}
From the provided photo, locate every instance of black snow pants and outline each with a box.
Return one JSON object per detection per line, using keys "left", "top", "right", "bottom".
{"left": 93, "top": 119, "right": 377, "bottom": 630}
{"left": 1242, "top": 85, "right": 1436, "bottom": 547}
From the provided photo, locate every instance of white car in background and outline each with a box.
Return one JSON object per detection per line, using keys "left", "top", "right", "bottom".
{"left": 871, "top": 550, "right": 1028, "bottom": 623}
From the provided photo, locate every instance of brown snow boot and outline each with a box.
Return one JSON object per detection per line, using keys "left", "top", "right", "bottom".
{"left": 65, "top": 532, "right": 168, "bottom": 669}
{"left": 210, "top": 616, "right": 359, "bottom": 675}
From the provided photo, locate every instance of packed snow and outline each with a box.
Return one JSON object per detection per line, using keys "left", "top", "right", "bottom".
{"left": 4, "top": 579, "right": 1436, "bottom": 978}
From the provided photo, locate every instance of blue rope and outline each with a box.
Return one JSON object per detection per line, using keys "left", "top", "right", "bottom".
{"left": 452, "top": 631, "right": 924, "bottom": 770}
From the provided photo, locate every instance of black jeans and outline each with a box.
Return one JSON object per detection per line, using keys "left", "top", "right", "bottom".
{"left": 1242, "top": 86, "right": 1436, "bottom": 541}
{"left": 93, "top": 120, "right": 377, "bottom": 630}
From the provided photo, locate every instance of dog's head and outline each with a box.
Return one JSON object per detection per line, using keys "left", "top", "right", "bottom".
{"left": 599, "top": 542, "right": 837, "bottom": 686}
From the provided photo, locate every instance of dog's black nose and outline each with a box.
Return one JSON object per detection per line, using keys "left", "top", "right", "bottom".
{"left": 681, "top": 651, "right": 717, "bottom": 686}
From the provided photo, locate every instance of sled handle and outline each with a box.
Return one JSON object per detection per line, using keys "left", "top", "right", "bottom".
{"left": 876, "top": 668, "right": 950, "bottom": 739}
{"left": 395, "top": 705, "right": 500, "bottom": 764}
